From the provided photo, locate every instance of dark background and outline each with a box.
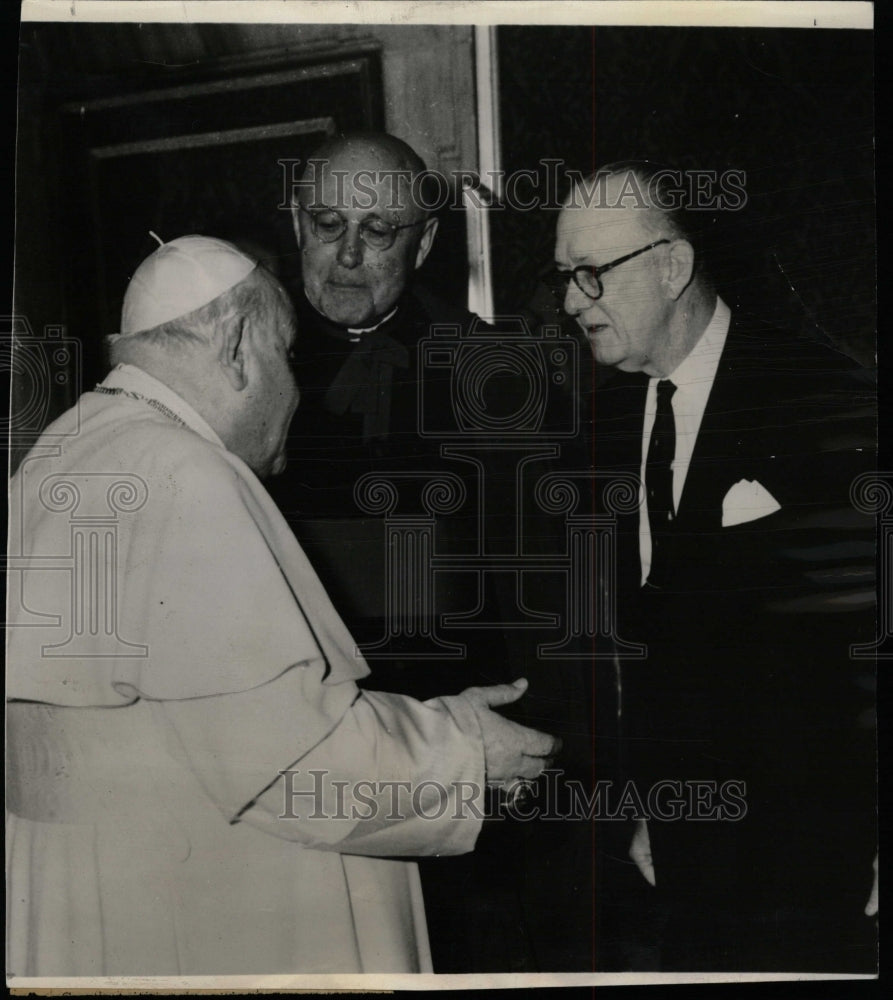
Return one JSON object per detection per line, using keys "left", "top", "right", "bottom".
{"left": 1, "top": 9, "right": 887, "bottom": 994}
{"left": 12, "top": 22, "right": 877, "bottom": 392}
{"left": 14, "top": 22, "right": 388, "bottom": 434}
{"left": 493, "top": 26, "right": 875, "bottom": 368}
{"left": 7, "top": 22, "right": 878, "bottom": 470}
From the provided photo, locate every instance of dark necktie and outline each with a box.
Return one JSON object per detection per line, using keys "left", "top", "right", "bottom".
{"left": 645, "top": 378, "right": 677, "bottom": 586}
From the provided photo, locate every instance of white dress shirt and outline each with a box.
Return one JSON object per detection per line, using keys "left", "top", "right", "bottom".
{"left": 639, "top": 298, "right": 731, "bottom": 584}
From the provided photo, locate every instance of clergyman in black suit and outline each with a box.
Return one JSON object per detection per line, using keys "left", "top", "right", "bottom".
{"left": 549, "top": 161, "right": 877, "bottom": 971}
{"left": 268, "top": 131, "right": 562, "bottom": 972}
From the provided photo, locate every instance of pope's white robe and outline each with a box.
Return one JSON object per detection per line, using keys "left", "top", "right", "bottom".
{"left": 6, "top": 364, "right": 486, "bottom": 976}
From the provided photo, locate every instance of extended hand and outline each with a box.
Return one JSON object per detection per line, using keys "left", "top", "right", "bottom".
{"left": 460, "top": 678, "right": 560, "bottom": 785}
{"left": 865, "top": 853, "right": 878, "bottom": 917}
{"left": 629, "top": 818, "right": 656, "bottom": 886}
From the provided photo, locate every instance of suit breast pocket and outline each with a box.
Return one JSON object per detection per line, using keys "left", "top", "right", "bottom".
{"left": 720, "top": 478, "right": 782, "bottom": 528}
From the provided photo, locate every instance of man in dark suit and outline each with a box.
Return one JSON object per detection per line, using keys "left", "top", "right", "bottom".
{"left": 272, "top": 132, "right": 441, "bottom": 526}
{"left": 269, "top": 132, "right": 496, "bottom": 686}
{"left": 269, "top": 131, "right": 554, "bottom": 972}
{"left": 550, "top": 162, "right": 877, "bottom": 971}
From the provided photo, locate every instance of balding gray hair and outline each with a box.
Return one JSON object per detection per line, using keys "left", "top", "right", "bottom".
{"left": 295, "top": 130, "right": 438, "bottom": 220}
{"left": 581, "top": 160, "right": 720, "bottom": 288}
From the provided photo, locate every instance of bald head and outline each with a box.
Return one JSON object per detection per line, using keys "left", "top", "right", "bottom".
{"left": 304, "top": 132, "right": 428, "bottom": 193}
{"left": 293, "top": 131, "right": 439, "bottom": 327}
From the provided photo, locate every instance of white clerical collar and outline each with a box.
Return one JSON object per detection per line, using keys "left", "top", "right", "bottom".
{"left": 99, "top": 364, "right": 226, "bottom": 448}
{"left": 662, "top": 297, "right": 731, "bottom": 391}
{"left": 347, "top": 306, "right": 399, "bottom": 337}
{"left": 303, "top": 290, "right": 399, "bottom": 342}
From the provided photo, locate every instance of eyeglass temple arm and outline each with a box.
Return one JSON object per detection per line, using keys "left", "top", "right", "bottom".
{"left": 595, "top": 238, "right": 671, "bottom": 278}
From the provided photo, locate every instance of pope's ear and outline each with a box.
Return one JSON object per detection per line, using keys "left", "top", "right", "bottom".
{"left": 218, "top": 314, "right": 249, "bottom": 391}
{"left": 414, "top": 217, "right": 439, "bottom": 270}
{"left": 663, "top": 239, "right": 695, "bottom": 300}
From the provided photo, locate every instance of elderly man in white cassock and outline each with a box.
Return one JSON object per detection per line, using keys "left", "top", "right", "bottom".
{"left": 6, "top": 236, "right": 558, "bottom": 977}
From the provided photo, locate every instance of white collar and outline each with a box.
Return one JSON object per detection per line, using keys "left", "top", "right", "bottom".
{"left": 99, "top": 364, "right": 226, "bottom": 448}
{"left": 662, "top": 297, "right": 731, "bottom": 392}
{"left": 302, "top": 290, "right": 399, "bottom": 341}
{"left": 347, "top": 306, "right": 399, "bottom": 337}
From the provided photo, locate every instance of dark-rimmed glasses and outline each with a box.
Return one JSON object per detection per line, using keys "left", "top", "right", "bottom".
{"left": 296, "top": 203, "right": 425, "bottom": 251}
{"left": 545, "top": 238, "right": 671, "bottom": 302}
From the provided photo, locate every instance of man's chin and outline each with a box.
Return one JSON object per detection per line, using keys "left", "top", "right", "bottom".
{"left": 318, "top": 289, "right": 376, "bottom": 328}
{"left": 589, "top": 337, "right": 635, "bottom": 372}
{"left": 589, "top": 341, "right": 623, "bottom": 368}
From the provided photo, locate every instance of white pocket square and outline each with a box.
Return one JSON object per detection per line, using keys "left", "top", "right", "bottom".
{"left": 721, "top": 479, "right": 781, "bottom": 527}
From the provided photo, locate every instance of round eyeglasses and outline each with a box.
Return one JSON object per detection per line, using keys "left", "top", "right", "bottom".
{"left": 545, "top": 238, "right": 671, "bottom": 302}
{"left": 296, "top": 203, "right": 425, "bottom": 252}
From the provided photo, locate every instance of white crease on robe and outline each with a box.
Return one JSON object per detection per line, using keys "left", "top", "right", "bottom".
{"left": 6, "top": 364, "right": 486, "bottom": 976}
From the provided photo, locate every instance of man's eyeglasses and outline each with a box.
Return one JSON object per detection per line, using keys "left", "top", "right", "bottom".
{"left": 545, "top": 238, "right": 671, "bottom": 302}
{"left": 296, "top": 203, "right": 425, "bottom": 252}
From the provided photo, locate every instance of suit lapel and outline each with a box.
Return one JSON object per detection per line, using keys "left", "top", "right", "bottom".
{"left": 593, "top": 320, "right": 779, "bottom": 583}
{"left": 674, "top": 318, "right": 769, "bottom": 531}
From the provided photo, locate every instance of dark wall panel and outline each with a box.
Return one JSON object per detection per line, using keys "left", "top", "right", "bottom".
{"left": 495, "top": 26, "right": 874, "bottom": 365}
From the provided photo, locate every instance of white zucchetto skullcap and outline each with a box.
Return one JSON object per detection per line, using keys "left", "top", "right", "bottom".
{"left": 120, "top": 235, "right": 258, "bottom": 335}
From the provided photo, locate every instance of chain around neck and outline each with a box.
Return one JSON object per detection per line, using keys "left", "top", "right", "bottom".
{"left": 93, "top": 385, "right": 189, "bottom": 429}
